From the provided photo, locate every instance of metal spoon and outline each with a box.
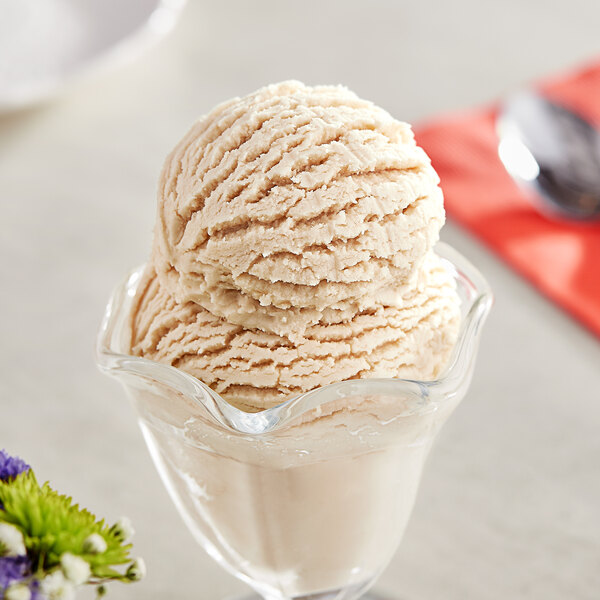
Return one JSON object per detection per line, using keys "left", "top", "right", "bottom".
{"left": 497, "top": 91, "right": 600, "bottom": 220}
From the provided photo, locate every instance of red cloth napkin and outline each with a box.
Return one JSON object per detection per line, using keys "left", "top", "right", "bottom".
{"left": 416, "top": 60, "right": 600, "bottom": 338}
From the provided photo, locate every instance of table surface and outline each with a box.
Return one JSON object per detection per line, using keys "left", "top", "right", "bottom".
{"left": 1, "top": 2, "right": 599, "bottom": 599}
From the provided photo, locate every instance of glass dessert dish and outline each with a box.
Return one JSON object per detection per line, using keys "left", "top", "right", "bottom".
{"left": 96, "top": 242, "right": 492, "bottom": 600}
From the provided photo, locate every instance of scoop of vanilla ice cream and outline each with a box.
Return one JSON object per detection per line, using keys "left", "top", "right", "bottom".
{"left": 130, "top": 252, "right": 459, "bottom": 412}
{"left": 130, "top": 81, "right": 460, "bottom": 411}
{"left": 152, "top": 81, "right": 445, "bottom": 340}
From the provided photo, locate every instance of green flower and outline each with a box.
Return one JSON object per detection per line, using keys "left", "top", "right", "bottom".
{"left": 0, "top": 471, "right": 131, "bottom": 581}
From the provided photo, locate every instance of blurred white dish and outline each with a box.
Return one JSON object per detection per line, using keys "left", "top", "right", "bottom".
{"left": 0, "top": 0, "right": 186, "bottom": 111}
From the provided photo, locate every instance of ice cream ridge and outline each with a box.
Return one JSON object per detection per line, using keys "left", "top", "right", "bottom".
{"left": 130, "top": 81, "right": 460, "bottom": 412}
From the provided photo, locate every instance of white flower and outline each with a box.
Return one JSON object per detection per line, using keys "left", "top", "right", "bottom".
{"left": 126, "top": 557, "right": 146, "bottom": 581}
{"left": 40, "top": 571, "right": 75, "bottom": 600}
{"left": 110, "top": 517, "right": 134, "bottom": 542}
{"left": 5, "top": 584, "right": 31, "bottom": 600}
{"left": 60, "top": 552, "right": 91, "bottom": 585}
{"left": 0, "top": 523, "right": 26, "bottom": 557}
{"left": 82, "top": 533, "right": 107, "bottom": 554}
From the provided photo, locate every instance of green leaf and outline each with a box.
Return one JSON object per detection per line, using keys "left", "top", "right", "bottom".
{"left": 0, "top": 471, "right": 132, "bottom": 579}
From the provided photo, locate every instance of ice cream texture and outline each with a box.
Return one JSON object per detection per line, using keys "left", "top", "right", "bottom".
{"left": 130, "top": 80, "right": 460, "bottom": 411}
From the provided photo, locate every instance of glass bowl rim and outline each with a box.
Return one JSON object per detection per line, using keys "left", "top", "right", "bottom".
{"left": 96, "top": 242, "right": 492, "bottom": 434}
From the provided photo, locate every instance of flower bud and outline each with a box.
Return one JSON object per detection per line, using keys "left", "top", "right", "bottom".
{"left": 82, "top": 533, "right": 107, "bottom": 554}
{"left": 60, "top": 552, "right": 91, "bottom": 585}
{"left": 5, "top": 584, "right": 31, "bottom": 600}
{"left": 126, "top": 557, "right": 146, "bottom": 581}
{"left": 40, "top": 571, "right": 75, "bottom": 600}
{"left": 0, "top": 523, "right": 26, "bottom": 557}
{"left": 109, "top": 517, "right": 134, "bottom": 542}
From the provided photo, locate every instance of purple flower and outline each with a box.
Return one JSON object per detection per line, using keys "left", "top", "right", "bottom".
{"left": 0, "top": 555, "right": 29, "bottom": 589}
{"left": 0, "top": 450, "right": 30, "bottom": 482}
{"left": 0, "top": 556, "right": 41, "bottom": 599}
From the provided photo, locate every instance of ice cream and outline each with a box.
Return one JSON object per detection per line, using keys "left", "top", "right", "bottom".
{"left": 131, "top": 253, "right": 458, "bottom": 412}
{"left": 129, "top": 81, "right": 460, "bottom": 410}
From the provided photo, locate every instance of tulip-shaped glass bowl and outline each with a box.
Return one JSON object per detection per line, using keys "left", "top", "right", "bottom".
{"left": 96, "top": 243, "right": 492, "bottom": 600}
